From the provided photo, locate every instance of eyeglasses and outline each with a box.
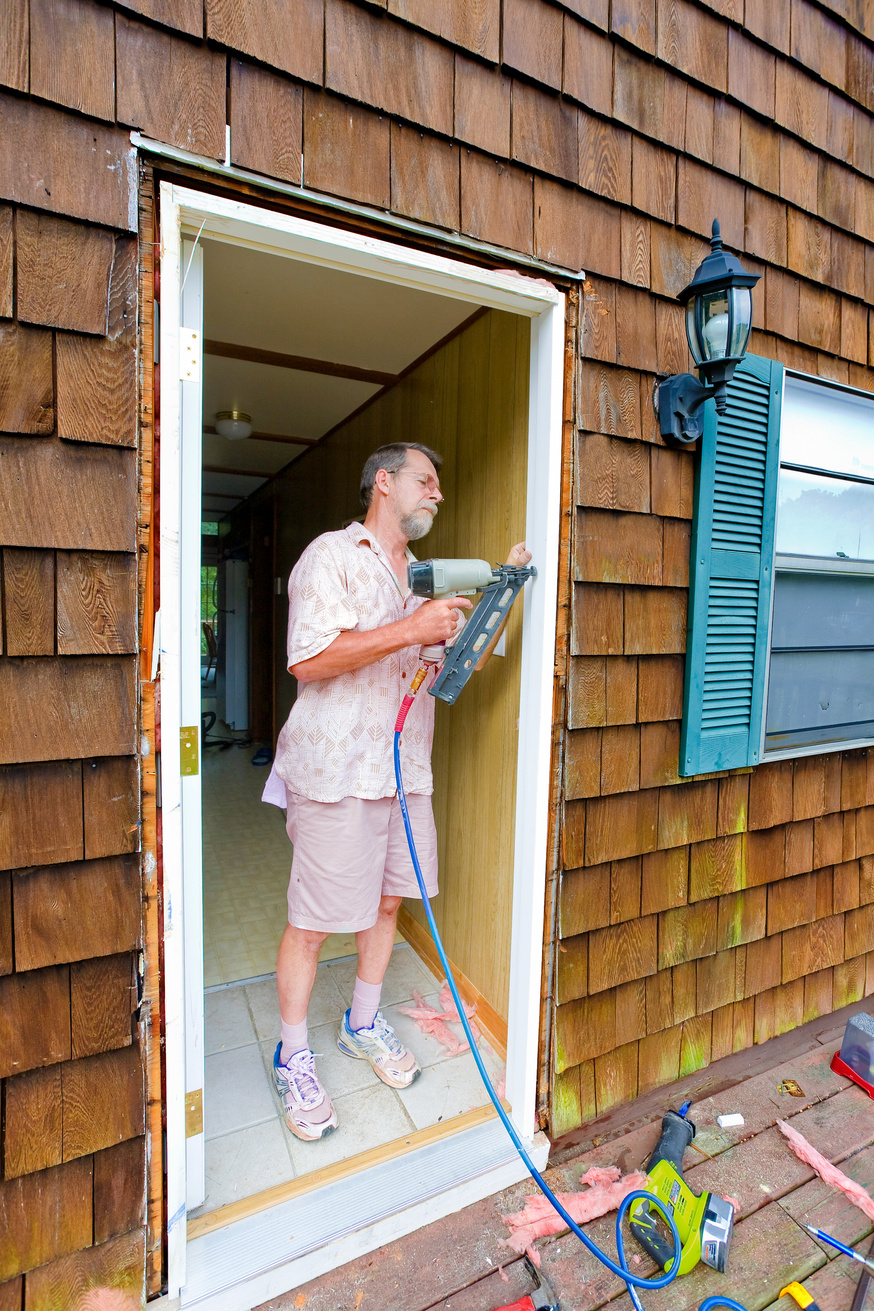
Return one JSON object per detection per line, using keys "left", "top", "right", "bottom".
{"left": 392, "top": 470, "right": 441, "bottom": 494}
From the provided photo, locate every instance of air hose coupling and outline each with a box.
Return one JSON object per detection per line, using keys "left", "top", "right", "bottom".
{"left": 393, "top": 664, "right": 431, "bottom": 732}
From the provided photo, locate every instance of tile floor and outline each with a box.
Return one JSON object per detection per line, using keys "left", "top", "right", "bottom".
{"left": 201, "top": 735, "right": 389, "bottom": 986}
{"left": 194, "top": 943, "right": 505, "bottom": 1218}
{"left": 201, "top": 736, "right": 290, "bottom": 987}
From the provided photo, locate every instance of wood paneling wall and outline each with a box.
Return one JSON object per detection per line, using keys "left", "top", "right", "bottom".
{"left": 2, "top": 0, "right": 874, "bottom": 1282}
{"left": 0, "top": 101, "right": 144, "bottom": 1308}
{"left": 258, "top": 310, "right": 528, "bottom": 1019}
{"left": 405, "top": 311, "right": 529, "bottom": 1022}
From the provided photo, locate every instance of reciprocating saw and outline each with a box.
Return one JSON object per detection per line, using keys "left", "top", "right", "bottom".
{"left": 407, "top": 558, "right": 537, "bottom": 704}
{"left": 629, "top": 1109, "right": 735, "bottom": 1278}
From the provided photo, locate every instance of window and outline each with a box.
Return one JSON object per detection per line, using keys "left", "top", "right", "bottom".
{"left": 679, "top": 358, "right": 874, "bottom": 776}
{"left": 764, "top": 376, "right": 874, "bottom": 754}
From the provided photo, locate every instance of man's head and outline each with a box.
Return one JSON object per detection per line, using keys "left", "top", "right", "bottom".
{"left": 360, "top": 443, "right": 443, "bottom": 541}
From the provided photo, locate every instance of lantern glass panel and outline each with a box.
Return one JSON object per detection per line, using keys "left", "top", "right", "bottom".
{"left": 727, "top": 286, "right": 753, "bottom": 358}
{"left": 685, "top": 298, "right": 704, "bottom": 364}
{"left": 691, "top": 291, "right": 733, "bottom": 364}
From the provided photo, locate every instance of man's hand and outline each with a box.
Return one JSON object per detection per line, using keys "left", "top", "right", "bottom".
{"left": 291, "top": 596, "right": 472, "bottom": 682}
{"left": 473, "top": 542, "right": 533, "bottom": 671}
{"left": 506, "top": 541, "right": 532, "bottom": 567}
{"left": 407, "top": 595, "right": 473, "bottom": 645}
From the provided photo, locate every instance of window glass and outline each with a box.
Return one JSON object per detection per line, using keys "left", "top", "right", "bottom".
{"left": 780, "top": 375, "right": 874, "bottom": 480}
{"left": 765, "top": 647, "right": 874, "bottom": 749}
{"left": 201, "top": 564, "right": 218, "bottom": 655}
{"left": 770, "top": 572, "right": 874, "bottom": 650}
{"left": 776, "top": 470, "right": 874, "bottom": 560}
{"left": 766, "top": 572, "right": 874, "bottom": 749}
{"left": 764, "top": 372, "right": 874, "bottom": 755}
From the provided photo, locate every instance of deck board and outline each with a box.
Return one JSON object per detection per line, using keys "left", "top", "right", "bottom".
{"left": 268, "top": 1019, "right": 874, "bottom": 1311}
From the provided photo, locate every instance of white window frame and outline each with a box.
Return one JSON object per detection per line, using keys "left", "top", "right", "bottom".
{"left": 158, "top": 182, "right": 565, "bottom": 1307}
{"left": 761, "top": 367, "right": 874, "bottom": 762}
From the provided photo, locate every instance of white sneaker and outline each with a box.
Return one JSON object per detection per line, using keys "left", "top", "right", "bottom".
{"left": 272, "top": 1043, "right": 338, "bottom": 1141}
{"left": 337, "top": 1010, "right": 421, "bottom": 1088}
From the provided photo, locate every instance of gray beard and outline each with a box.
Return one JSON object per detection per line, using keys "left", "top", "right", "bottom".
{"left": 400, "top": 508, "right": 435, "bottom": 541}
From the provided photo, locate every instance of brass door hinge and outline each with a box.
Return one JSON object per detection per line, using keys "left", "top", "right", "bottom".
{"left": 185, "top": 1088, "right": 203, "bottom": 1137}
{"left": 180, "top": 726, "right": 199, "bottom": 776}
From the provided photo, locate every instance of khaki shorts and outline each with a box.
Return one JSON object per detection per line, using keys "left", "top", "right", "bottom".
{"left": 285, "top": 792, "right": 439, "bottom": 934}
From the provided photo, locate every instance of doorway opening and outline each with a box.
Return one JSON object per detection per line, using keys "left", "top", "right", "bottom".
{"left": 195, "top": 239, "right": 519, "bottom": 1226}
{"left": 159, "top": 183, "right": 562, "bottom": 1306}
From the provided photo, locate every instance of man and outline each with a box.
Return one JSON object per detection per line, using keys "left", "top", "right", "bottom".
{"left": 264, "top": 441, "right": 530, "bottom": 1140}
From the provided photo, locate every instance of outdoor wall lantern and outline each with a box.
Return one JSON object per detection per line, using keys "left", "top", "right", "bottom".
{"left": 656, "top": 219, "right": 761, "bottom": 446}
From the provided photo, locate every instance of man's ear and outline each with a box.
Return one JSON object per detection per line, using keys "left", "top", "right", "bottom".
{"left": 373, "top": 467, "right": 393, "bottom": 498}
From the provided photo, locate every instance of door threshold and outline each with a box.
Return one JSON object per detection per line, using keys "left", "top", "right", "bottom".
{"left": 188, "top": 1100, "right": 510, "bottom": 1239}
{"left": 182, "top": 1118, "right": 549, "bottom": 1310}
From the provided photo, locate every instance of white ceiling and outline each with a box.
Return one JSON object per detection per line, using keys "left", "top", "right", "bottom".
{"left": 201, "top": 239, "right": 476, "bottom": 515}
{"left": 203, "top": 354, "right": 379, "bottom": 440}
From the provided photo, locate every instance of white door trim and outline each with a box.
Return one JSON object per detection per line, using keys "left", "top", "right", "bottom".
{"left": 158, "top": 180, "right": 565, "bottom": 1302}
{"left": 179, "top": 239, "right": 207, "bottom": 1211}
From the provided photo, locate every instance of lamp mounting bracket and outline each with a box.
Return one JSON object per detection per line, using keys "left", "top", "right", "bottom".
{"left": 656, "top": 372, "right": 713, "bottom": 446}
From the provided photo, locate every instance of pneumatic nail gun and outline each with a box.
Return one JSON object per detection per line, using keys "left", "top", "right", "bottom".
{"left": 407, "top": 558, "right": 536, "bottom": 704}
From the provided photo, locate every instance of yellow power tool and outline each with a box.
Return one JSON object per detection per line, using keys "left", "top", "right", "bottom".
{"left": 629, "top": 1109, "right": 735, "bottom": 1277}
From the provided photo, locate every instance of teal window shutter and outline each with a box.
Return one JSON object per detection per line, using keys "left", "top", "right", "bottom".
{"left": 679, "top": 355, "right": 784, "bottom": 776}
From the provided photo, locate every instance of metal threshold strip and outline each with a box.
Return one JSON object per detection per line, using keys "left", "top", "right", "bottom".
{"left": 182, "top": 1116, "right": 547, "bottom": 1306}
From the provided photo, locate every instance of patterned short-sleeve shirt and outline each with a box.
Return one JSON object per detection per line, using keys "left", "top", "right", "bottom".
{"left": 272, "top": 522, "right": 435, "bottom": 802}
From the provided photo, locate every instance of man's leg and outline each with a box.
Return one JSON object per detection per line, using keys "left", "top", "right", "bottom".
{"left": 349, "top": 894, "right": 402, "bottom": 1031}
{"left": 273, "top": 793, "right": 343, "bottom": 1141}
{"left": 355, "top": 893, "right": 402, "bottom": 983}
{"left": 338, "top": 893, "right": 421, "bottom": 1087}
{"left": 276, "top": 922, "right": 330, "bottom": 1059}
{"left": 273, "top": 923, "right": 339, "bottom": 1141}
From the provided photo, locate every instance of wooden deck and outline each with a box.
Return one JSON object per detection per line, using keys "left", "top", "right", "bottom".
{"left": 258, "top": 1006, "right": 874, "bottom": 1311}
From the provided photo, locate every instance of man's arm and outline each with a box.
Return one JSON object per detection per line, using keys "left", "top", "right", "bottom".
{"left": 291, "top": 595, "right": 472, "bottom": 683}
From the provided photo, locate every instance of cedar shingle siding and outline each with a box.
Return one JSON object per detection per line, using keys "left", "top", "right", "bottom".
{"left": 1, "top": 0, "right": 872, "bottom": 1299}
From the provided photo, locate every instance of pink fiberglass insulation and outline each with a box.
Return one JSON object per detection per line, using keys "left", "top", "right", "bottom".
{"left": 397, "top": 990, "right": 467, "bottom": 1055}
{"left": 581, "top": 1166, "right": 622, "bottom": 1186}
{"left": 777, "top": 1119, "right": 874, "bottom": 1222}
{"left": 439, "top": 982, "right": 477, "bottom": 1024}
{"left": 501, "top": 1169, "right": 648, "bottom": 1260}
{"left": 397, "top": 987, "right": 481, "bottom": 1056}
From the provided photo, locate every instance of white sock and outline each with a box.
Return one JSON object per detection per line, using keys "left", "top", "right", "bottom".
{"left": 350, "top": 977, "right": 382, "bottom": 1031}
{"left": 280, "top": 1018, "right": 308, "bottom": 1065}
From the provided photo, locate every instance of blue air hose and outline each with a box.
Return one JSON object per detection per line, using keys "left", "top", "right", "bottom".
{"left": 393, "top": 688, "right": 747, "bottom": 1311}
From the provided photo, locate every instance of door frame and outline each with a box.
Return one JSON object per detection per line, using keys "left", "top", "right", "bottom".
{"left": 158, "top": 180, "right": 565, "bottom": 1300}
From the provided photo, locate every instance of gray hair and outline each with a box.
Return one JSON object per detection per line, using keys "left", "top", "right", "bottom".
{"left": 359, "top": 442, "right": 442, "bottom": 510}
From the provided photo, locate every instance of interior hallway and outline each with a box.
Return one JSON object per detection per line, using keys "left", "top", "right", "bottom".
{"left": 202, "top": 739, "right": 289, "bottom": 987}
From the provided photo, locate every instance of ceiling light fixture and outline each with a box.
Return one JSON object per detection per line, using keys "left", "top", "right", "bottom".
{"left": 215, "top": 410, "right": 253, "bottom": 441}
